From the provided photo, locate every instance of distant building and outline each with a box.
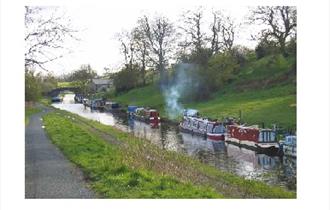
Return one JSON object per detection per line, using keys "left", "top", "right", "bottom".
{"left": 91, "top": 78, "right": 113, "bottom": 92}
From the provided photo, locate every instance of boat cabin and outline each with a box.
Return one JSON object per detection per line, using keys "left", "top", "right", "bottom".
{"left": 228, "top": 125, "right": 276, "bottom": 143}
{"left": 207, "top": 122, "right": 226, "bottom": 134}
{"left": 283, "top": 135, "right": 296, "bottom": 146}
{"left": 128, "top": 105, "right": 138, "bottom": 114}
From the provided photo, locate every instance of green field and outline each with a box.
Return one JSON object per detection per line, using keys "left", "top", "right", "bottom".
{"left": 43, "top": 109, "right": 295, "bottom": 198}
{"left": 113, "top": 54, "right": 296, "bottom": 129}
{"left": 57, "top": 81, "right": 79, "bottom": 88}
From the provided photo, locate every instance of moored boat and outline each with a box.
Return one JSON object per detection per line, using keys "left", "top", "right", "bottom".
{"left": 226, "top": 125, "right": 279, "bottom": 153}
{"left": 127, "top": 106, "right": 160, "bottom": 126}
{"left": 104, "top": 101, "right": 120, "bottom": 112}
{"left": 179, "top": 116, "right": 208, "bottom": 137}
{"left": 179, "top": 109, "right": 226, "bottom": 140}
{"left": 134, "top": 107, "right": 161, "bottom": 124}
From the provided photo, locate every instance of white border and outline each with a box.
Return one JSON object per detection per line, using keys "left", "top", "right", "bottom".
{"left": 1, "top": 0, "right": 330, "bottom": 210}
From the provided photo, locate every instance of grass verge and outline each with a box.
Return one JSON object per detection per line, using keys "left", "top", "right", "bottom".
{"left": 43, "top": 109, "right": 296, "bottom": 198}
{"left": 43, "top": 111, "right": 221, "bottom": 198}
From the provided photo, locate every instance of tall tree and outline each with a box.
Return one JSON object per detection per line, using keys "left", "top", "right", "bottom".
{"left": 71, "top": 64, "right": 97, "bottom": 94}
{"left": 138, "top": 15, "right": 175, "bottom": 86}
{"left": 249, "top": 6, "right": 297, "bottom": 56}
{"left": 25, "top": 6, "right": 78, "bottom": 70}
{"left": 179, "top": 7, "right": 205, "bottom": 55}
{"left": 210, "top": 11, "right": 236, "bottom": 54}
{"left": 132, "top": 26, "right": 149, "bottom": 86}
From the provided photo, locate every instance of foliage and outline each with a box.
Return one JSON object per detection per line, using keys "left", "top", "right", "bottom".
{"left": 255, "top": 39, "right": 281, "bottom": 59}
{"left": 25, "top": 69, "right": 59, "bottom": 101}
{"left": 25, "top": 69, "right": 42, "bottom": 102}
{"left": 205, "top": 52, "right": 239, "bottom": 89}
{"left": 39, "top": 72, "right": 58, "bottom": 94}
{"left": 113, "top": 53, "right": 296, "bottom": 129}
{"left": 249, "top": 6, "right": 296, "bottom": 56}
{"left": 113, "top": 64, "right": 143, "bottom": 93}
{"left": 70, "top": 64, "right": 97, "bottom": 94}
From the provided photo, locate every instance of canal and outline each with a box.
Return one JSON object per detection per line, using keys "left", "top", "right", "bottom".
{"left": 52, "top": 94, "right": 296, "bottom": 190}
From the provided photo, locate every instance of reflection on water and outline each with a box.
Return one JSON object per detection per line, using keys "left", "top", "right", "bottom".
{"left": 52, "top": 94, "right": 296, "bottom": 190}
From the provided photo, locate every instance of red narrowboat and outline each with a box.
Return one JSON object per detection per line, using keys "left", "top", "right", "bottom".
{"left": 134, "top": 107, "right": 161, "bottom": 126}
{"left": 226, "top": 125, "right": 279, "bottom": 153}
{"left": 149, "top": 109, "right": 160, "bottom": 124}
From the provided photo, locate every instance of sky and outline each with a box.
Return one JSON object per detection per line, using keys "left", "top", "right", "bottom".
{"left": 35, "top": 5, "right": 260, "bottom": 76}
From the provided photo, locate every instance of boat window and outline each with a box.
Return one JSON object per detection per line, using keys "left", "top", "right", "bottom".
{"left": 286, "top": 137, "right": 292, "bottom": 144}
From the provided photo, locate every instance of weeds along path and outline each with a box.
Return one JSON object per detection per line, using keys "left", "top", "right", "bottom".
{"left": 49, "top": 108, "right": 295, "bottom": 198}
{"left": 25, "top": 105, "right": 96, "bottom": 198}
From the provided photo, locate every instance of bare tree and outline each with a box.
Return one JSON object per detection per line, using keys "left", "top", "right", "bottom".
{"left": 249, "top": 6, "right": 297, "bottom": 56}
{"left": 25, "top": 6, "right": 78, "bottom": 70}
{"left": 179, "top": 7, "right": 206, "bottom": 54}
{"left": 132, "top": 26, "right": 149, "bottom": 85}
{"left": 116, "top": 30, "right": 135, "bottom": 69}
{"left": 138, "top": 15, "right": 175, "bottom": 86}
{"left": 210, "top": 11, "right": 236, "bottom": 54}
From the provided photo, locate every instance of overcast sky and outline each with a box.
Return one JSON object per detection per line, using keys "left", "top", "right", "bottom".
{"left": 37, "top": 5, "right": 259, "bottom": 76}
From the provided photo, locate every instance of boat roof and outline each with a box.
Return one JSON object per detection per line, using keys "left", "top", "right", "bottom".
{"left": 184, "top": 109, "right": 199, "bottom": 117}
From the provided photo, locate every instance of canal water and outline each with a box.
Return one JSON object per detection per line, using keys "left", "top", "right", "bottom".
{"left": 53, "top": 94, "right": 296, "bottom": 190}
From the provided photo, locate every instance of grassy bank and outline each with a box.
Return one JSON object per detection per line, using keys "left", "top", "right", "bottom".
{"left": 43, "top": 109, "right": 295, "bottom": 198}
{"left": 25, "top": 105, "right": 41, "bottom": 125}
{"left": 112, "top": 54, "right": 296, "bottom": 129}
{"left": 113, "top": 84, "right": 296, "bottom": 128}
{"left": 57, "top": 81, "right": 79, "bottom": 88}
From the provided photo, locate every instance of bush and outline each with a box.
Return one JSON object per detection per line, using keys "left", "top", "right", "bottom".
{"left": 114, "top": 64, "right": 143, "bottom": 93}
{"left": 205, "top": 52, "right": 239, "bottom": 89}
{"left": 25, "top": 70, "right": 41, "bottom": 102}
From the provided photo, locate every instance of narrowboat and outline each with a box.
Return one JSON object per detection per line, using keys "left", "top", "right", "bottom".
{"left": 104, "top": 101, "right": 120, "bottom": 112}
{"left": 127, "top": 105, "right": 138, "bottom": 116}
{"left": 179, "top": 116, "right": 207, "bottom": 137}
{"left": 134, "top": 107, "right": 161, "bottom": 124}
{"left": 180, "top": 109, "right": 226, "bottom": 140}
{"left": 279, "top": 135, "right": 296, "bottom": 157}
{"left": 85, "top": 99, "right": 105, "bottom": 110}
{"left": 226, "top": 125, "right": 279, "bottom": 153}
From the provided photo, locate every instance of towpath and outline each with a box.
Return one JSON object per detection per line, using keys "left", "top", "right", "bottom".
{"left": 25, "top": 105, "right": 95, "bottom": 198}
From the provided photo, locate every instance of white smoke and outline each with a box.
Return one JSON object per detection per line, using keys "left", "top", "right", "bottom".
{"left": 164, "top": 63, "right": 197, "bottom": 119}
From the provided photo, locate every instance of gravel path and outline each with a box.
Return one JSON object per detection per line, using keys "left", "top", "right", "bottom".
{"left": 25, "top": 105, "right": 95, "bottom": 198}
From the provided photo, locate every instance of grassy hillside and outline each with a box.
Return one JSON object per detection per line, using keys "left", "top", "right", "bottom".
{"left": 113, "top": 54, "right": 296, "bottom": 129}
